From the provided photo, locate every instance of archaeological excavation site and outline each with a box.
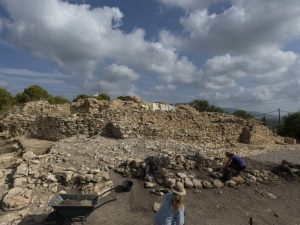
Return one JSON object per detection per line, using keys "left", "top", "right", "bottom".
{"left": 0, "top": 97, "right": 299, "bottom": 225}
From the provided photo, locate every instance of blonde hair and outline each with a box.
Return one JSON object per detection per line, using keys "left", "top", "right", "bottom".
{"left": 171, "top": 193, "right": 185, "bottom": 211}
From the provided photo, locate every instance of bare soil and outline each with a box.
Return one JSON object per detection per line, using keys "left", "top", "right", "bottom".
{"left": 91, "top": 147, "right": 300, "bottom": 225}
{"left": 84, "top": 174, "right": 300, "bottom": 225}
{"left": 17, "top": 145, "right": 300, "bottom": 225}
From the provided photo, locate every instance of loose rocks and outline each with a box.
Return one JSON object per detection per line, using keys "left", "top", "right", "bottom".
{"left": 1, "top": 187, "right": 32, "bottom": 211}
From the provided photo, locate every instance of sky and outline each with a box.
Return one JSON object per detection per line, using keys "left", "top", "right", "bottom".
{"left": 0, "top": 0, "right": 300, "bottom": 113}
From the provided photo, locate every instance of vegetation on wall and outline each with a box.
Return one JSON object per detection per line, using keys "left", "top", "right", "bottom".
{"left": 232, "top": 109, "right": 254, "bottom": 119}
{"left": 280, "top": 112, "right": 300, "bottom": 140}
{"left": 0, "top": 85, "right": 71, "bottom": 114}
{"left": 15, "top": 85, "right": 50, "bottom": 103}
{"left": 0, "top": 88, "right": 15, "bottom": 114}
{"left": 190, "top": 99, "right": 224, "bottom": 113}
{"left": 73, "top": 93, "right": 110, "bottom": 102}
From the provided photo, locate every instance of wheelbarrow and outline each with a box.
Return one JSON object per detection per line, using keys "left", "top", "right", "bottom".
{"left": 46, "top": 180, "right": 133, "bottom": 225}
{"left": 47, "top": 188, "right": 117, "bottom": 225}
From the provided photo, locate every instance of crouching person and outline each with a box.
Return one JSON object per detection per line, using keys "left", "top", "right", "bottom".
{"left": 222, "top": 151, "right": 246, "bottom": 181}
{"left": 154, "top": 182, "right": 186, "bottom": 225}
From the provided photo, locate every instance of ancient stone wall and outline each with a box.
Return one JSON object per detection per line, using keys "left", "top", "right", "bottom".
{"left": 0, "top": 98, "right": 283, "bottom": 145}
{"left": 10, "top": 101, "right": 71, "bottom": 116}
{"left": 238, "top": 125, "right": 282, "bottom": 145}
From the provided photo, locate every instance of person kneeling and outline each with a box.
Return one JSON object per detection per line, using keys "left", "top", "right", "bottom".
{"left": 222, "top": 151, "right": 246, "bottom": 181}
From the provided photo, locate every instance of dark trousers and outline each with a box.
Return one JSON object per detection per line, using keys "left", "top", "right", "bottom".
{"left": 229, "top": 163, "right": 246, "bottom": 173}
{"left": 221, "top": 164, "right": 246, "bottom": 181}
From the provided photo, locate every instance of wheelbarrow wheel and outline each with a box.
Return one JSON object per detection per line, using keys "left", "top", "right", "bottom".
{"left": 44, "top": 211, "right": 66, "bottom": 225}
{"left": 70, "top": 217, "right": 88, "bottom": 225}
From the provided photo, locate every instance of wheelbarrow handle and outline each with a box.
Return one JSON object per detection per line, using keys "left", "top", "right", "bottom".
{"left": 98, "top": 187, "right": 115, "bottom": 197}
{"left": 95, "top": 187, "right": 117, "bottom": 209}
{"left": 95, "top": 197, "right": 117, "bottom": 210}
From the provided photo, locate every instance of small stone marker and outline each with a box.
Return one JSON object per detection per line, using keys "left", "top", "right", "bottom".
{"left": 153, "top": 202, "right": 161, "bottom": 212}
{"left": 266, "top": 192, "right": 277, "bottom": 199}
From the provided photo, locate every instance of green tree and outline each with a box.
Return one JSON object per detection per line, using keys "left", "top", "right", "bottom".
{"left": 15, "top": 85, "right": 50, "bottom": 103}
{"left": 73, "top": 93, "right": 111, "bottom": 102}
{"left": 209, "top": 105, "right": 225, "bottom": 113}
{"left": 190, "top": 99, "right": 210, "bottom": 112}
{"left": 73, "top": 94, "right": 90, "bottom": 102}
{"left": 261, "top": 115, "right": 267, "bottom": 125}
{"left": 94, "top": 93, "right": 110, "bottom": 101}
{"left": 0, "top": 88, "right": 14, "bottom": 113}
{"left": 190, "top": 99, "right": 224, "bottom": 113}
{"left": 48, "top": 96, "right": 69, "bottom": 104}
{"left": 281, "top": 112, "right": 300, "bottom": 139}
{"left": 233, "top": 109, "right": 254, "bottom": 119}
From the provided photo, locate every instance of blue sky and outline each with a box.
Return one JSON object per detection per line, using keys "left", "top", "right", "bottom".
{"left": 0, "top": 0, "right": 300, "bottom": 113}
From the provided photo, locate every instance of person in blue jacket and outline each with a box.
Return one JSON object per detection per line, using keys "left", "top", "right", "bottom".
{"left": 222, "top": 151, "right": 246, "bottom": 181}
{"left": 154, "top": 182, "right": 186, "bottom": 225}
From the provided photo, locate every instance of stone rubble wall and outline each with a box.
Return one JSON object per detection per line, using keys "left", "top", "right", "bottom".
{"left": 0, "top": 134, "right": 293, "bottom": 224}
{"left": 0, "top": 149, "right": 113, "bottom": 223}
{"left": 0, "top": 98, "right": 284, "bottom": 145}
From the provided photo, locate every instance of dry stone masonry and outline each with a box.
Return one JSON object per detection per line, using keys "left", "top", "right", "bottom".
{"left": 0, "top": 97, "right": 286, "bottom": 146}
{"left": 0, "top": 146, "right": 113, "bottom": 224}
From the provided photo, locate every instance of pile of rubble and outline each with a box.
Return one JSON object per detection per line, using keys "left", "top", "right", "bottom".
{"left": 0, "top": 133, "right": 298, "bottom": 224}
{"left": 0, "top": 97, "right": 289, "bottom": 146}
{"left": 114, "top": 151, "right": 280, "bottom": 192}
{"left": 0, "top": 148, "right": 113, "bottom": 224}
{"left": 273, "top": 160, "right": 300, "bottom": 178}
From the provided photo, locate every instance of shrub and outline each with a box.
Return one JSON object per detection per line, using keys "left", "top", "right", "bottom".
{"left": 94, "top": 93, "right": 110, "bottom": 101}
{"left": 0, "top": 88, "right": 14, "bottom": 113}
{"left": 73, "top": 93, "right": 110, "bottom": 102}
{"left": 261, "top": 115, "right": 267, "bottom": 125}
{"left": 233, "top": 110, "right": 254, "bottom": 119}
{"left": 15, "top": 85, "right": 50, "bottom": 103}
{"left": 280, "top": 112, "right": 300, "bottom": 139}
{"left": 48, "top": 96, "right": 69, "bottom": 104}
{"left": 73, "top": 94, "right": 90, "bottom": 102}
{"left": 190, "top": 99, "right": 224, "bottom": 113}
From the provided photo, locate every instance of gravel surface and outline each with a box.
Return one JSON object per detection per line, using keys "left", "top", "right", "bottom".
{"left": 86, "top": 173, "right": 300, "bottom": 225}
{"left": 253, "top": 146, "right": 300, "bottom": 164}
{"left": 14, "top": 144, "right": 300, "bottom": 225}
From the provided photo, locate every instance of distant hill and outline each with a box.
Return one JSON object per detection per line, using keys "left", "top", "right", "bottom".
{"left": 223, "top": 107, "right": 277, "bottom": 118}
{"left": 222, "top": 108, "right": 280, "bottom": 129}
{"left": 222, "top": 107, "right": 236, "bottom": 114}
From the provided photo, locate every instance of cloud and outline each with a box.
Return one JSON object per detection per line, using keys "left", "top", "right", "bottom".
{"left": 200, "top": 47, "right": 297, "bottom": 86}
{"left": 85, "top": 80, "right": 136, "bottom": 97}
{"left": 180, "top": 0, "right": 300, "bottom": 53}
{"left": 157, "top": 0, "right": 223, "bottom": 11}
{"left": 0, "top": 80, "right": 9, "bottom": 89}
{"left": 152, "top": 84, "right": 176, "bottom": 92}
{"left": 84, "top": 64, "right": 138, "bottom": 96}
{"left": 159, "top": 30, "right": 183, "bottom": 50}
{"left": 1, "top": 0, "right": 300, "bottom": 111}
{"left": 0, "top": 0, "right": 198, "bottom": 90}
{"left": 0, "top": 67, "right": 82, "bottom": 98}
{"left": 156, "top": 0, "right": 300, "bottom": 107}
{"left": 1, "top": 0, "right": 122, "bottom": 72}
{"left": 0, "top": 67, "right": 71, "bottom": 79}
{"left": 105, "top": 64, "right": 139, "bottom": 82}
{"left": 0, "top": 18, "right": 3, "bottom": 32}
{"left": 196, "top": 47, "right": 300, "bottom": 104}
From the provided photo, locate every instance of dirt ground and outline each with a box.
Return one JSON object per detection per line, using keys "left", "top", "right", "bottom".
{"left": 84, "top": 174, "right": 300, "bottom": 225}
{"left": 17, "top": 147, "right": 300, "bottom": 225}
{"left": 75, "top": 148, "right": 300, "bottom": 225}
